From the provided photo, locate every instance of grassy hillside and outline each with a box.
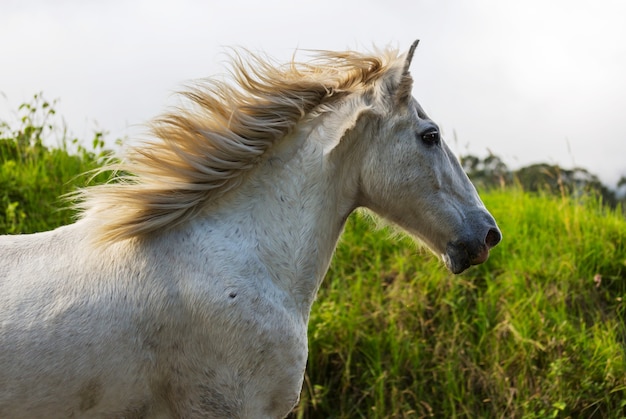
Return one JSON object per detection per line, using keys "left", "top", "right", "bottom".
{"left": 2, "top": 98, "right": 625, "bottom": 418}
{"left": 294, "top": 191, "right": 626, "bottom": 418}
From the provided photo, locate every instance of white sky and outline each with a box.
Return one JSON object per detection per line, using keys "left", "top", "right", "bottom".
{"left": 2, "top": 0, "right": 625, "bottom": 186}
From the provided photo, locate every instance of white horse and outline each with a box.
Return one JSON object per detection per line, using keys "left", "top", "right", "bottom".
{"left": 0, "top": 41, "right": 500, "bottom": 418}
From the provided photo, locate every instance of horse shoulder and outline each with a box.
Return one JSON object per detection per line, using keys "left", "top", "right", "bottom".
{"left": 147, "top": 228, "right": 308, "bottom": 417}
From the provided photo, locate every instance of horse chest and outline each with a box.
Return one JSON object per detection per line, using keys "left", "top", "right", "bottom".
{"left": 158, "top": 268, "right": 309, "bottom": 417}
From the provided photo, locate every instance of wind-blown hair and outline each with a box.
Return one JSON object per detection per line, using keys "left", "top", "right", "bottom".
{"left": 74, "top": 46, "right": 409, "bottom": 243}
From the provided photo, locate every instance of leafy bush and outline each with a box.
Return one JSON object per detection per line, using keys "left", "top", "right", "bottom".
{"left": 0, "top": 94, "right": 111, "bottom": 234}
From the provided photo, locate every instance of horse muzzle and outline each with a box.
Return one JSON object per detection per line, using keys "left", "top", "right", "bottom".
{"left": 444, "top": 223, "right": 502, "bottom": 274}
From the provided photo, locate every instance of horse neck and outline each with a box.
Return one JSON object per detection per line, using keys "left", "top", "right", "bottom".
{"left": 210, "top": 116, "right": 366, "bottom": 319}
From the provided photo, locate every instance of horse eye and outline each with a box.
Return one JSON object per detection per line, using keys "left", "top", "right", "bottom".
{"left": 421, "top": 129, "right": 440, "bottom": 146}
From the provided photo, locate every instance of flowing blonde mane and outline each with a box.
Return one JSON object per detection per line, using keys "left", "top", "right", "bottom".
{"left": 76, "top": 46, "right": 409, "bottom": 243}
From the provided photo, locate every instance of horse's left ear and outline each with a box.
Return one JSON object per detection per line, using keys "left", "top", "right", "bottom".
{"left": 402, "top": 39, "right": 419, "bottom": 76}
{"left": 395, "top": 40, "right": 419, "bottom": 105}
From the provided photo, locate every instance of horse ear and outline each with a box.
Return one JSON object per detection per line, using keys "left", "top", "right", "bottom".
{"left": 395, "top": 40, "right": 419, "bottom": 105}
{"left": 402, "top": 39, "right": 420, "bottom": 76}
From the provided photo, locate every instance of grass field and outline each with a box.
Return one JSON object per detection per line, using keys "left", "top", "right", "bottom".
{"left": 295, "top": 191, "right": 626, "bottom": 418}
{"left": 2, "top": 99, "right": 625, "bottom": 418}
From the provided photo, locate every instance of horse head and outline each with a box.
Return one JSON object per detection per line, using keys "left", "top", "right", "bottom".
{"left": 358, "top": 40, "right": 501, "bottom": 274}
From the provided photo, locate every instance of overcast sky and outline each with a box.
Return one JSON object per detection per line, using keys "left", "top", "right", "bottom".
{"left": 2, "top": 0, "right": 625, "bottom": 186}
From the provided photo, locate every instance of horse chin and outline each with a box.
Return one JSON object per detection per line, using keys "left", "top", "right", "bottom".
{"left": 442, "top": 253, "right": 469, "bottom": 275}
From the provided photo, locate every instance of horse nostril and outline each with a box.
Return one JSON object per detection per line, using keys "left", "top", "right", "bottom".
{"left": 485, "top": 228, "right": 501, "bottom": 248}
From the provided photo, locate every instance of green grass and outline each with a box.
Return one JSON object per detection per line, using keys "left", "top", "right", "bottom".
{"left": 294, "top": 191, "right": 626, "bottom": 418}
{"left": 2, "top": 97, "right": 625, "bottom": 418}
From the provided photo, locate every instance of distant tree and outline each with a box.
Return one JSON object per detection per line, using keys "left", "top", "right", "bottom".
{"left": 618, "top": 176, "right": 626, "bottom": 196}
{"left": 617, "top": 177, "right": 626, "bottom": 211}
{"left": 459, "top": 152, "right": 511, "bottom": 189}
{"left": 459, "top": 153, "right": 622, "bottom": 210}
{"left": 514, "top": 164, "right": 617, "bottom": 206}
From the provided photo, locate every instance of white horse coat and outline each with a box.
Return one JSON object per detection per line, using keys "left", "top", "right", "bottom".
{"left": 0, "top": 42, "right": 500, "bottom": 418}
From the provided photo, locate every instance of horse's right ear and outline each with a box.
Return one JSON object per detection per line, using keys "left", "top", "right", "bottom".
{"left": 395, "top": 40, "right": 419, "bottom": 105}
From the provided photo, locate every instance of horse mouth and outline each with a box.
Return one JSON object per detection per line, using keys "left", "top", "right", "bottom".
{"left": 444, "top": 228, "right": 501, "bottom": 274}
{"left": 471, "top": 245, "right": 490, "bottom": 265}
{"left": 443, "top": 246, "right": 489, "bottom": 274}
